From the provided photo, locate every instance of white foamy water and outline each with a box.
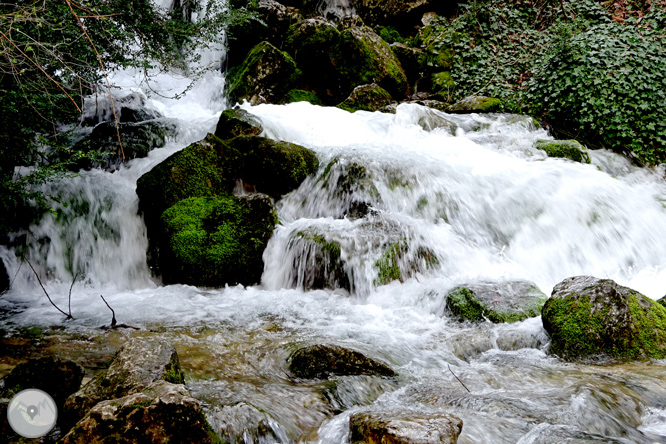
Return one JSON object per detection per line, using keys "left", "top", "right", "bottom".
{"left": 1, "top": 75, "right": 666, "bottom": 442}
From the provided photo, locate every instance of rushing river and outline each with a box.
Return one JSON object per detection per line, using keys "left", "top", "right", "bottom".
{"left": 1, "top": 51, "right": 666, "bottom": 442}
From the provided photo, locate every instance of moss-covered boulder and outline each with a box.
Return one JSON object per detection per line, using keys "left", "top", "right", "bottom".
{"left": 349, "top": 411, "right": 463, "bottom": 444}
{"left": 334, "top": 25, "right": 409, "bottom": 101}
{"left": 74, "top": 119, "right": 176, "bottom": 170}
{"left": 288, "top": 229, "right": 350, "bottom": 291}
{"left": 337, "top": 83, "right": 394, "bottom": 113}
{"left": 214, "top": 109, "right": 264, "bottom": 141}
{"left": 226, "top": 41, "right": 301, "bottom": 105}
{"left": 318, "top": 157, "right": 379, "bottom": 219}
{"left": 542, "top": 276, "right": 666, "bottom": 361}
{"left": 60, "top": 381, "right": 220, "bottom": 444}
{"left": 281, "top": 88, "right": 323, "bottom": 105}
{"left": 374, "top": 241, "right": 439, "bottom": 286}
{"left": 447, "top": 95, "right": 502, "bottom": 114}
{"left": 0, "top": 356, "right": 83, "bottom": 409}
{"left": 161, "top": 195, "right": 277, "bottom": 286}
{"left": 536, "top": 139, "right": 591, "bottom": 164}
{"left": 63, "top": 337, "right": 184, "bottom": 429}
{"left": 445, "top": 280, "right": 547, "bottom": 324}
{"left": 288, "top": 344, "right": 396, "bottom": 379}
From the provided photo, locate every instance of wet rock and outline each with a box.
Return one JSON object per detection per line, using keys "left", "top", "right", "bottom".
{"left": 542, "top": 276, "right": 666, "bottom": 361}
{"left": 288, "top": 344, "right": 396, "bottom": 379}
{"left": 288, "top": 229, "right": 351, "bottom": 291}
{"left": 337, "top": 83, "right": 394, "bottom": 113}
{"left": 209, "top": 402, "right": 288, "bottom": 444}
{"left": 447, "top": 96, "right": 502, "bottom": 114}
{"left": 227, "top": 0, "right": 302, "bottom": 68}
{"left": 60, "top": 381, "right": 218, "bottom": 444}
{"left": 226, "top": 41, "right": 301, "bottom": 105}
{"left": 445, "top": 280, "right": 547, "bottom": 324}
{"left": 374, "top": 241, "right": 439, "bottom": 286}
{"left": 0, "top": 260, "right": 8, "bottom": 293}
{"left": 82, "top": 91, "right": 162, "bottom": 126}
{"left": 416, "top": 107, "right": 457, "bottom": 134}
{"left": 281, "top": 88, "right": 323, "bottom": 105}
{"left": 0, "top": 356, "right": 83, "bottom": 408}
{"left": 160, "top": 194, "right": 277, "bottom": 286}
{"left": 214, "top": 108, "right": 264, "bottom": 140}
{"left": 536, "top": 139, "right": 591, "bottom": 164}
{"left": 62, "top": 337, "right": 184, "bottom": 428}
{"left": 74, "top": 119, "right": 177, "bottom": 171}
{"left": 349, "top": 411, "right": 463, "bottom": 444}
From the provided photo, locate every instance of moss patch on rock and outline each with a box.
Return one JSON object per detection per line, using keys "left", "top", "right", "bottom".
{"left": 161, "top": 195, "right": 277, "bottom": 286}
{"left": 447, "top": 95, "right": 503, "bottom": 113}
{"left": 542, "top": 276, "right": 666, "bottom": 361}
{"left": 291, "top": 229, "right": 350, "bottom": 291}
{"left": 288, "top": 344, "right": 396, "bottom": 379}
{"left": 374, "top": 241, "right": 439, "bottom": 286}
{"left": 446, "top": 280, "right": 547, "bottom": 324}
{"left": 337, "top": 83, "right": 394, "bottom": 113}
{"left": 282, "top": 89, "right": 323, "bottom": 105}
{"left": 536, "top": 139, "right": 591, "bottom": 164}
{"left": 214, "top": 109, "right": 264, "bottom": 140}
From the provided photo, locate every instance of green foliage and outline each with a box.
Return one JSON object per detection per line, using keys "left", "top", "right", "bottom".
{"left": 423, "top": 0, "right": 666, "bottom": 163}
{"left": 378, "top": 26, "right": 405, "bottom": 44}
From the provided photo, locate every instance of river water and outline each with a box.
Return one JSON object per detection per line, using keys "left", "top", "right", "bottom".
{"left": 1, "top": 35, "right": 666, "bottom": 443}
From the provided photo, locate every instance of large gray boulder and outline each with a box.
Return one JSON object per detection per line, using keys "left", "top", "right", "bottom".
{"left": 349, "top": 411, "right": 463, "bottom": 444}
{"left": 60, "top": 381, "right": 219, "bottom": 444}
{"left": 62, "top": 337, "right": 184, "bottom": 428}
{"left": 542, "top": 276, "right": 666, "bottom": 361}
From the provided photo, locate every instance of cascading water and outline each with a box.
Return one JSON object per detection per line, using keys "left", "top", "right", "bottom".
{"left": 1, "top": 7, "right": 666, "bottom": 442}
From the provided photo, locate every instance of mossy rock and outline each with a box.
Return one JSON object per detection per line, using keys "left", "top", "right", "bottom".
{"left": 349, "top": 411, "right": 463, "bottom": 444}
{"left": 542, "top": 276, "right": 666, "bottom": 361}
{"left": 214, "top": 109, "right": 264, "bottom": 140}
{"left": 446, "top": 280, "right": 547, "bottom": 324}
{"left": 290, "top": 229, "right": 350, "bottom": 291}
{"left": 161, "top": 195, "right": 277, "bottom": 287}
{"left": 447, "top": 95, "right": 503, "bottom": 114}
{"left": 318, "top": 157, "right": 379, "bottom": 218}
{"left": 658, "top": 296, "right": 666, "bottom": 308}
{"left": 288, "top": 344, "right": 396, "bottom": 379}
{"left": 0, "top": 357, "right": 83, "bottom": 408}
{"left": 281, "top": 88, "right": 323, "bottom": 105}
{"left": 226, "top": 41, "right": 301, "bottom": 105}
{"left": 337, "top": 83, "right": 394, "bottom": 113}
{"left": 389, "top": 42, "right": 426, "bottom": 86}
{"left": 536, "top": 139, "right": 591, "bottom": 164}
{"left": 374, "top": 241, "right": 439, "bottom": 286}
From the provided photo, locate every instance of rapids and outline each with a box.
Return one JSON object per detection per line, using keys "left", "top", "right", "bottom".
{"left": 1, "top": 45, "right": 666, "bottom": 444}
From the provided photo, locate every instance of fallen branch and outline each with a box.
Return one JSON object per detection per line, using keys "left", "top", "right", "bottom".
{"left": 100, "top": 295, "right": 140, "bottom": 330}
{"left": 69, "top": 272, "right": 79, "bottom": 320}
{"left": 448, "top": 364, "right": 470, "bottom": 393}
{"left": 25, "top": 258, "right": 73, "bottom": 320}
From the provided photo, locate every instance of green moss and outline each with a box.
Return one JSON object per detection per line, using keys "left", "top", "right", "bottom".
{"left": 536, "top": 139, "right": 591, "bottom": 164}
{"left": 161, "top": 195, "right": 277, "bottom": 286}
{"left": 477, "top": 97, "right": 502, "bottom": 112}
{"left": 446, "top": 287, "right": 486, "bottom": 322}
{"left": 431, "top": 72, "right": 455, "bottom": 91}
{"left": 374, "top": 241, "right": 439, "bottom": 286}
{"left": 379, "top": 26, "right": 404, "bottom": 44}
{"left": 337, "top": 84, "right": 393, "bottom": 113}
{"left": 282, "top": 89, "right": 323, "bottom": 105}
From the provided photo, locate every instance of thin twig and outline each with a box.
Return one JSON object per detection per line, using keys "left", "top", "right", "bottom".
{"left": 100, "top": 294, "right": 116, "bottom": 327}
{"left": 448, "top": 364, "right": 470, "bottom": 393}
{"left": 25, "top": 258, "right": 73, "bottom": 320}
{"left": 560, "top": 0, "right": 569, "bottom": 23}
{"left": 69, "top": 272, "right": 79, "bottom": 320}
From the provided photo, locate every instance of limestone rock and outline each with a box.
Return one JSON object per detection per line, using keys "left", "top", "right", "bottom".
{"left": 445, "top": 280, "right": 547, "bottom": 324}
{"left": 536, "top": 139, "right": 591, "bottom": 164}
{"left": 337, "top": 83, "right": 394, "bottom": 113}
{"left": 62, "top": 337, "right": 184, "bottom": 428}
{"left": 542, "top": 276, "right": 666, "bottom": 361}
{"left": 60, "top": 381, "right": 218, "bottom": 444}
{"left": 349, "top": 411, "right": 463, "bottom": 444}
{"left": 288, "top": 344, "right": 396, "bottom": 379}
{"left": 214, "top": 109, "right": 264, "bottom": 140}
{"left": 447, "top": 96, "right": 502, "bottom": 114}
{"left": 226, "top": 41, "right": 301, "bottom": 105}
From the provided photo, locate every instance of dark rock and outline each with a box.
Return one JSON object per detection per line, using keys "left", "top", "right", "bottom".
{"left": 226, "top": 41, "right": 301, "bottom": 105}
{"left": 209, "top": 402, "right": 287, "bottom": 444}
{"left": 337, "top": 83, "right": 394, "bottom": 113}
{"left": 542, "top": 276, "right": 666, "bottom": 361}
{"left": 82, "top": 92, "right": 162, "bottom": 126}
{"left": 214, "top": 109, "right": 264, "bottom": 140}
{"left": 658, "top": 296, "right": 666, "bottom": 308}
{"left": 390, "top": 42, "right": 426, "bottom": 87}
{"left": 318, "top": 157, "right": 379, "bottom": 219}
{"left": 289, "top": 344, "right": 396, "bottom": 379}
{"left": 0, "top": 260, "right": 8, "bottom": 293}
{"left": 536, "top": 139, "right": 591, "bottom": 164}
{"left": 160, "top": 194, "right": 278, "bottom": 286}
{"left": 281, "top": 88, "right": 323, "bottom": 105}
{"left": 227, "top": 0, "right": 303, "bottom": 68}
{"left": 446, "top": 280, "right": 547, "bottom": 324}
{"left": 349, "top": 411, "right": 463, "bottom": 444}
{"left": 375, "top": 241, "right": 439, "bottom": 286}
{"left": 60, "top": 381, "right": 219, "bottom": 444}
{"left": 62, "top": 337, "right": 184, "bottom": 429}
{"left": 0, "top": 356, "right": 83, "bottom": 408}
{"left": 287, "top": 229, "right": 350, "bottom": 291}
{"left": 74, "top": 119, "right": 177, "bottom": 171}
{"left": 447, "top": 96, "right": 502, "bottom": 114}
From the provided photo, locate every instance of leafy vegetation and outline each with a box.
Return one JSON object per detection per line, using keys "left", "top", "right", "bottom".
{"left": 0, "top": 0, "right": 253, "bottom": 238}
{"left": 422, "top": 0, "right": 666, "bottom": 164}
